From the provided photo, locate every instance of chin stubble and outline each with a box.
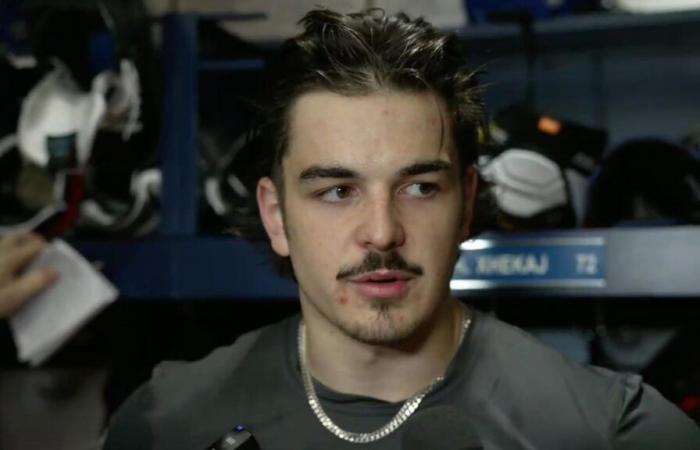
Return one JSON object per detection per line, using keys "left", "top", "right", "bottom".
{"left": 339, "top": 301, "right": 419, "bottom": 345}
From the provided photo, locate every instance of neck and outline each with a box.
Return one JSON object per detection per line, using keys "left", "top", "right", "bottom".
{"left": 301, "top": 297, "right": 465, "bottom": 403}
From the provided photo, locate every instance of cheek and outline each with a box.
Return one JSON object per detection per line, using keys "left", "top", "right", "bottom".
{"left": 285, "top": 207, "right": 347, "bottom": 276}
{"left": 288, "top": 207, "right": 351, "bottom": 253}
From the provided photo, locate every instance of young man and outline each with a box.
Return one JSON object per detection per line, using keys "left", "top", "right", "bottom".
{"left": 104, "top": 9, "right": 700, "bottom": 450}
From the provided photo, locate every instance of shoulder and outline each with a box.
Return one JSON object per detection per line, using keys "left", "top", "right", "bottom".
{"left": 467, "top": 311, "right": 700, "bottom": 447}
{"left": 473, "top": 311, "right": 644, "bottom": 402}
{"left": 151, "top": 314, "right": 294, "bottom": 391}
{"left": 151, "top": 322, "right": 270, "bottom": 389}
{"left": 473, "top": 309, "right": 607, "bottom": 381}
{"left": 613, "top": 371, "right": 700, "bottom": 449}
{"left": 103, "top": 315, "right": 299, "bottom": 450}
{"left": 471, "top": 311, "right": 625, "bottom": 403}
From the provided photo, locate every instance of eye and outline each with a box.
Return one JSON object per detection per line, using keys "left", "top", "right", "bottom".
{"left": 403, "top": 182, "right": 438, "bottom": 198}
{"left": 319, "top": 185, "right": 355, "bottom": 203}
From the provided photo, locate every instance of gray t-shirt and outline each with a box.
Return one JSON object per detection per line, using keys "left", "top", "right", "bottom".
{"left": 103, "top": 309, "right": 700, "bottom": 450}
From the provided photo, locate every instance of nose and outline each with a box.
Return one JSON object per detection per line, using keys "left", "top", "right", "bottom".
{"left": 355, "top": 192, "right": 406, "bottom": 252}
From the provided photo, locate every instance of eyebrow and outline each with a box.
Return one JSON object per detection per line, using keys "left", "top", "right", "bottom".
{"left": 298, "top": 159, "right": 453, "bottom": 182}
{"left": 299, "top": 166, "right": 358, "bottom": 181}
{"left": 399, "top": 160, "right": 453, "bottom": 177}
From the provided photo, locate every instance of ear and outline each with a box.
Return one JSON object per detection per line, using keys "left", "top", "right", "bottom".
{"left": 459, "top": 166, "right": 478, "bottom": 242}
{"left": 257, "top": 177, "right": 290, "bottom": 257}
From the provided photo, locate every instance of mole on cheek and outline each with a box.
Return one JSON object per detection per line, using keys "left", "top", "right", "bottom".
{"left": 338, "top": 296, "right": 348, "bottom": 305}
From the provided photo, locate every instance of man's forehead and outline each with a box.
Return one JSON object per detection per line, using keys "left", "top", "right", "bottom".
{"left": 288, "top": 89, "right": 447, "bottom": 124}
{"left": 284, "top": 90, "right": 457, "bottom": 171}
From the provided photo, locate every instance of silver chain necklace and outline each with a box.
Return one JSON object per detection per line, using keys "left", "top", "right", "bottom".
{"left": 298, "top": 305, "right": 471, "bottom": 444}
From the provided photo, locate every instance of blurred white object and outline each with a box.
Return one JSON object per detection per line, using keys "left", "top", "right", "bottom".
{"left": 145, "top": 0, "right": 468, "bottom": 41}
{"left": 608, "top": 0, "right": 700, "bottom": 13}
{"left": 79, "top": 168, "right": 161, "bottom": 236}
{"left": 482, "top": 148, "right": 568, "bottom": 219}
{"left": 8, "top": 240, "right": 118, "bottom": 366}
{"left": 100, "top": 59, "right": 143, "bottom": 140}
{"left": 18, "top": 63, "right": 108, "bottom": 168}
{"left": 377, "top": 0, "right": 468, "bottom": 29}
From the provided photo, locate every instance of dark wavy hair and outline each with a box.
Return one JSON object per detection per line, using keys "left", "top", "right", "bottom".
{"left": 230, "top": 9, "right": 491, "bottom": 277}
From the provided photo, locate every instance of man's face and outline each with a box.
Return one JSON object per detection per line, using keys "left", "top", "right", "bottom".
{"left": 258, "top": 90, "right": 476, "bottom": 345}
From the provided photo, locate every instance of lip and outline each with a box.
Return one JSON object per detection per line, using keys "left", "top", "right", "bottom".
{"left": 347, "top": 270, "right": 414, "bottom": 299}
{"left": 348, "top": 270, "right": 413, "bottom": 282}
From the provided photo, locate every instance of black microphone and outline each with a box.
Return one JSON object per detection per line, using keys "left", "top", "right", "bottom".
{"left": 205, "top": 425, "right": 261, "bottom": 450}
{"left": 401, "top": 405, "right": 483, "bottom": 450}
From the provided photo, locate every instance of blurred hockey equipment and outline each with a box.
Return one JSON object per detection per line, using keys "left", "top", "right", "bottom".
{"left": 18, "top": 63, "right": 107, "bottom": 170}
{"left": 79, "top": 168, "right": 160, "bottom": 237}
{"left": 200, "top": 127, "right": 267, "bottom": 239}
{"left": 5, "top": 0, "right": 161, "bottom": 238}
{"left": 586, "top": 138, "right": 700, "bottom": 226}
{"left": 481, "top": 105, "right": 607, "bottom": 230}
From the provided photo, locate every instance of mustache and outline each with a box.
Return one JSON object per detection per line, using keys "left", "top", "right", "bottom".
{"left": 336, "top": 252, "right": 424, "bottom": 280}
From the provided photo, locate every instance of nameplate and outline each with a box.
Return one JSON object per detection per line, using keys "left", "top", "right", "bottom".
{"left": 452, "top": 237, "right": 607, "bottom": 289}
